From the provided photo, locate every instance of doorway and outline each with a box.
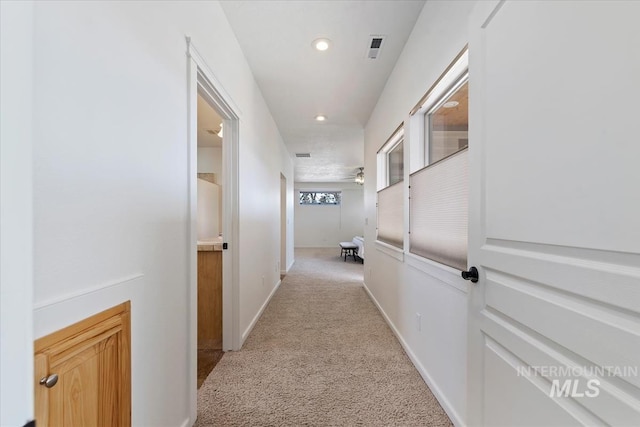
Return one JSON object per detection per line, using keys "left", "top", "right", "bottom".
{"left": 187, "top": 39, "right": 240, "bottom": 423}
{"left": 280, "top": 173, "right": 287, "bottom": 279}
{"left": 195, "top": 92, "right": 224, "bottom": 388}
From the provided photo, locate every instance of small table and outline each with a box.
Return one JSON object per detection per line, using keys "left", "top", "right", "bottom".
{"left": 339, "top": 242, "right": 358, "bottom": 262}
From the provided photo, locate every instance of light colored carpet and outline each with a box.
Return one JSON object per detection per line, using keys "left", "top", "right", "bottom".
{"left": 196, "top": 248, "right": 452, "bottom": 426}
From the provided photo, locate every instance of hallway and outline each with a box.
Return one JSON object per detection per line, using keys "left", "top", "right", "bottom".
{"left": 196, "top": 248, "right": 452, "bottom": 426}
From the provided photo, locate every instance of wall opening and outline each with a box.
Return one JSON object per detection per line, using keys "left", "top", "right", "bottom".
{"left": 187, "top": 38, "right": 241, "bottom": 423}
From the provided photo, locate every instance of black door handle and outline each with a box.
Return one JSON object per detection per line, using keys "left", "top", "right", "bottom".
{"left": 461, "top": 266, "right": 479, "bottom": 283}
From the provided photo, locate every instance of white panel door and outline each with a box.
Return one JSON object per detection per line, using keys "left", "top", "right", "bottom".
{"left": 467, "top": 1, "right": 640, "bottom": 425}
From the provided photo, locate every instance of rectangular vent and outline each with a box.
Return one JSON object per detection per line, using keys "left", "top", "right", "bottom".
{"left": 295, "top": 153, "right": 311, "bottom": 158}
{"left": 367, "top": 35, "right": 385, "bottom": 60}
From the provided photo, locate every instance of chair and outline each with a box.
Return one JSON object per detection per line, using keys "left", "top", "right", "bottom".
{"left": 352, "top": 236, "right": 364, "bottom": 263}
{"left": 339, "top": 241, "right": 358, "bottom": 262}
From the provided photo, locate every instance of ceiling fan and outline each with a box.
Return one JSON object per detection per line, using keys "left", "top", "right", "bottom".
{"left": 339, "top": 167, "right": 365, "bottom": 185}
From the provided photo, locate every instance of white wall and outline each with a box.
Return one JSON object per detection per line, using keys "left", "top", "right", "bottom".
{"left": 363, "top": 1, "right": 477, "bottom": 426}
{"left": 0, "top": 1, "right": 35, "bottom": 425}
{"left": 294, "top": 182, "right": 364, "bottom": 248}
{"left": 197, "top": 179, "right": 220, "bottom": 240}
{"left": 197, "top": 146, "right": 222, "bottom": 175}
{"left": 22, "top": 1, "right": 293, "bottom": 426}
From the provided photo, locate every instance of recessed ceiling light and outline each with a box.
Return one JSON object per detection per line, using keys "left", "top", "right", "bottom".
{"left": 315, "top": 115, "right": 327, "bottom": 122}
{"left": 312, "top": 38, "right": 331, "bottom": 51}
{"left": 443, "top": 101, "right": 459, "bottom": 109}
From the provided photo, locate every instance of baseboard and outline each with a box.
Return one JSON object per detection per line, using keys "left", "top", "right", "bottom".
{"left": 241, "top": 279, "right": 281, "bottom": 345}
{"left": 362, "top": 282, "right": 465, "bottom": 427}
{"left": 179, "top": 417, "right": 191, "bottom": 427}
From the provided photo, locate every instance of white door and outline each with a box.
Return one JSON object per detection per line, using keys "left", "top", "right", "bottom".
{"left": 467, "top": 1, "right": 640, "bottom": 425}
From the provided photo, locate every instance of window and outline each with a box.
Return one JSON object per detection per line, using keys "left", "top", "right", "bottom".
{"left": 426, "top": 80, "right": 468, "bottom": 165}
{"left": 410, "top": 148, "right": 468, "bottom": 270}
{"left": 299, "top": 191, "right": 341, "bottom": 205}
{"left": 388, "top": 139, "right": 404, "bottom": 186}
{"left": 376, "top": 125, "right": 404, "bottom": 190}
{"left": 376, "top": 126, "right": 405, "bottom": 248}
{"left": 377, "top": 181, "right": 404, "bottom": 248}
{"left": 408, "top": 48, "right": 469, "bottom": 270}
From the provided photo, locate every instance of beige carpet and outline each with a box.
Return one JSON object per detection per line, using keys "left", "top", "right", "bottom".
{"left": 196, "top": 248, "right": 452, "bottom": 426}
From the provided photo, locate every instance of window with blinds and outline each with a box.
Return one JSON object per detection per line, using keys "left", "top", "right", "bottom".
{"left": 409, "top": 148, "right": 468, "bottom": 270}
{"left": 408, "top": 47, "right": 468, "bottom": 270}
{"left": 377, "top": 181, "right": 404, "bottom": 248}
{"left": 376, "top": 126, "right": 405, "bottom": 249}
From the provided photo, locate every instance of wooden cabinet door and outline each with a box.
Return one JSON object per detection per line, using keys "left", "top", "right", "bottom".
{"left": 198, "top": 251, "right": 223, "bottom": 350}
{"left": 35, "top": 302, "right": 131, "bottom": 427}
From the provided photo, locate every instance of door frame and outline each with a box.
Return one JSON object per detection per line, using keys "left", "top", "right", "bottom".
{"left": 186, "top": 37, "right": 241, "bottom": 423}
{"left": 0, "top": 1, "right": 35, "bottom": 424}
{"left": 280, "top": 173, "right": 287, "bottom": 275}
{"left": 466, "top": 1, "right": 501, "bottom": 423}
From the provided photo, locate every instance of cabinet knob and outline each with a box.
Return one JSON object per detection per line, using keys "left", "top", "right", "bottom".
{"left": 39, "top": 374, "right": 58, "bottom": 388}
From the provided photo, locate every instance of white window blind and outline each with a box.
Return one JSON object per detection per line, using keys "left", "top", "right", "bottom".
{"left": 409, "top": 148, "right": 468, "bottom": 270}
{"left": 377, "top": 181, "right": 404, "bottom": 248}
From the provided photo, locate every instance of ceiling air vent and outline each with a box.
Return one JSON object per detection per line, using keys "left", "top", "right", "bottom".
{"left": 295, "top": 153, "right": 311, "bottom": 158}
{"left": 367, "top": 35, "right": 385, "bottom": 59}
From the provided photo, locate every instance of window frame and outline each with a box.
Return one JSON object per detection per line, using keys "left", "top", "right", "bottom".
{"left": 386, "top": 138, "right": 404, "bottom": 187}
{"left": 409, "top": 48, "right": 468, "bottom": 174}
{"left": 424, "top": 76, "right": 469, "bottom": 166}
{"left": 376, "top": 124, "right": 405, "bottom": 191}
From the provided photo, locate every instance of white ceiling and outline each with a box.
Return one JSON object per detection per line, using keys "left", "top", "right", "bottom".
{"left": 221, "top": 0, "right": 426, "bottom": 182}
